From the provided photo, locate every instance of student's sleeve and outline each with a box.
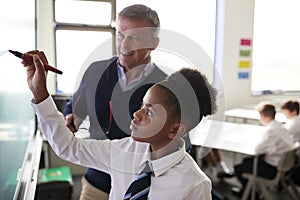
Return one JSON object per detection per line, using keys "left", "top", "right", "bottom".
{"left": 183, "top": 180, "right": 212, "bottom": 200}
{"left": 32, "top": 96, "right": 111, "bottom": 173}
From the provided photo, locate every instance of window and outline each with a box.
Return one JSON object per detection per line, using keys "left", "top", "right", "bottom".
{"left": 0, "top": 1, "right": 35, "bottom": 92}
{"left": 55, "top": 0, "right": 112, "bottom": 25}
{"left": 55, "top": 0, "right": 216, "bottom": 93}
{"left": 251, "top": 0, "right": 300, "bottom": 94}
{"left": 54, "top": 0, "right": 115, "bottom": 94}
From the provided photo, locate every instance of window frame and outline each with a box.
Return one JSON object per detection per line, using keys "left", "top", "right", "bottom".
{"left": 53, "top": 0, "right": 116, "bottom": 94}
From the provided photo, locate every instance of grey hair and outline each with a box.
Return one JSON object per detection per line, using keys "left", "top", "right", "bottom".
{"left": 118, "top": 4, "right": 160, "bottom": 37}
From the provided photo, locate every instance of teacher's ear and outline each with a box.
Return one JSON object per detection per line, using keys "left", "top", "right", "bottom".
{"left": 149, "top": 37, "right": 159, "bottom": 50}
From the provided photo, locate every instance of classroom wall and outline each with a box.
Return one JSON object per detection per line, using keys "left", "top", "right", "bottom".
{"left": 219, "top": 0, "right": 299, "bottom": 109}
{"left": 219, "top": 0, "right": 258, "bottom": 109}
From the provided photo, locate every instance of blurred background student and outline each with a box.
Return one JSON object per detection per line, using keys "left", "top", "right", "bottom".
{"left": 281, "top": 100, "right": 300, "bottom": 188}
{"left": 281, "top": 100, "right": 300, "bottom": 143}
{"left": 229, "top": 103, "right": 294, "bottom": 197}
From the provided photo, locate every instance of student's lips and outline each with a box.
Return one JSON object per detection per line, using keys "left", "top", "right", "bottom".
{"left": 130, "top": 121, "right": 138, "bottom": 131}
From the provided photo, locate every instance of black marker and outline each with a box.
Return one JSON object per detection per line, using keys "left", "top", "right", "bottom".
{"left": 9, "top": 50, "right": 63, "bottom": 75}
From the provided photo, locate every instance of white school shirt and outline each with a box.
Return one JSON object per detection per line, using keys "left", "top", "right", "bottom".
{"left": 32, "top": 96, "right": 212, "bottom": 200}
{"left": 255, "top": 120, "right": 294, "bottom": 166}
{"left": 285, "top": 116, "right": 300, "bottom": 143}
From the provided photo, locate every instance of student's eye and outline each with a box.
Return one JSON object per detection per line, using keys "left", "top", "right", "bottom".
{"left": 140, "top": 103, "right": 152, "bottom": 116}
{"left": 146, "top": 109, "right": 153, "bottom": 117}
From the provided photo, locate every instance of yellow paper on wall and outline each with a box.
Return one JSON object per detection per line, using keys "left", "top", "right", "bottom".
{"left": 239, "top": 61, "right": 251, "bottom": 68}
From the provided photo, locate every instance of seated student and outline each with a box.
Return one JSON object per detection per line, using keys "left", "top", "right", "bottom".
{"left": 23, "top": 54, "right": 217, "bottom": 200}
{"left": 281, "top": 100, "right": 300, "bottom": 187}
{"left": 228, "top": 103, "right": 294, "bottom": 197}
{"left": 281, "top": 100, "right": 300, "bottom": 143}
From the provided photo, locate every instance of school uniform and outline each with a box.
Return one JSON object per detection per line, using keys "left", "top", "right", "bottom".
{"left": 234, "top": 120, "right": 294, "bottom": 187}
{"left": 285, "top": 116, "right": 300, "bottom": 142}
{"left": 32, "top": 97, "right": 212, "bottom": 200}
{"left": 63, "top": 57, "right": 167, "bottom": 193}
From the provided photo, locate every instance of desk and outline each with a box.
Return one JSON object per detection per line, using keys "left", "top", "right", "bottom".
{"left": 189, "top": 119, "right": 266, "bottom": 200}
{"left": 225, "top": 108, "right": 286, "bottom": 124}
{"left": 190, "top": 119, "right": 266, "bottom": 154}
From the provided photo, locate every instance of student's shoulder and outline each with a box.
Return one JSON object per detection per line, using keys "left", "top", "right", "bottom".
{"left": 294, "top": 116, "right": 300, "bottom": 124}
{"left": 267, "top": 122, "right": 289, "bottom": 136}
{"left": 179, "top": 153, "right": 211, "bottom": 181}
{"left": 110, "top": 137, "right": 149, "bottom": 152}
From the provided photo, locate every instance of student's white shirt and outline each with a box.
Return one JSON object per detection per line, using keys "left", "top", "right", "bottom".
{"left": 255, "top": 120, "right": 294, "bottom": 166}
{"left": 285, "top": 116, "right": 300, "bottom": 143}
{"left": 32, "top": 96, "right": 212, "bottom": 200}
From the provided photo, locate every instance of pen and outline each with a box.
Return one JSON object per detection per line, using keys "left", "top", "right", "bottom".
{"left": 8, "top": 50, "right": 63, "bottom": 75}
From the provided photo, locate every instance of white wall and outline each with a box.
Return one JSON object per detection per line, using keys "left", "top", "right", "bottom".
{"left": 219, "top": 0, "right": 257, "bottom": 109}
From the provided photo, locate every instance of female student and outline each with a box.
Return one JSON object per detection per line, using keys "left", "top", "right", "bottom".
{"left": 23, "top": 53, "right": 217, "bottom": 200}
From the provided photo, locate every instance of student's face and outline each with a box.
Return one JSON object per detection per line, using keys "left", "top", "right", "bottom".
{"left": 130, "top": 86, "right": 177, "bottom": 146}
{"left": 116, "top": 16, "right": 159, "bottom": 71}
{"left": 259, "top": 114, "right": 269, "bottom": 126}
{"left": 282, "top": 109, "right": 296, "bottom": 119}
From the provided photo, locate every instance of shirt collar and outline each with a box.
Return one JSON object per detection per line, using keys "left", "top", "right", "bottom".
{"left": 117, "top": 59, "right": 155, "bottom": 91}
{"left": 149, "top": 138, "right": 186, "bottom": 177}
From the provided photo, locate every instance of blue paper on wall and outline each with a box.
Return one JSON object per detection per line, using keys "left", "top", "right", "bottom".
{"left": 238, "top": 72, "right": 249, "bottom": 79}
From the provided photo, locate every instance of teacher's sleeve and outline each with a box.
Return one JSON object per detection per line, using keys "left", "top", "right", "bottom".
{"left": 32, "top": 96, "right": 111, "bottom": 173}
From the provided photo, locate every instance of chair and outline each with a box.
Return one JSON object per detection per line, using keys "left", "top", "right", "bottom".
{"left": 241, "top": 145, "right": 300, "bottom": 200}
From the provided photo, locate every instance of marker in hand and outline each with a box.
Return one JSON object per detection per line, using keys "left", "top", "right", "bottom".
{"left": 9, "top": 50, "right": 63, "bottom": 75}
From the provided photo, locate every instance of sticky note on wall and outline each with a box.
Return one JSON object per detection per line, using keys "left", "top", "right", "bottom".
{"left": 239, "top": 50, "right": 251, "bottom": 57}
{"left": 239, "top": 61, "right": 251, "bottom": 68}
{"left": 240, "top": 39, "right": 251, "bottom": 46}
{"left": 238, "top": 72, "right": 249, "bottom": 79}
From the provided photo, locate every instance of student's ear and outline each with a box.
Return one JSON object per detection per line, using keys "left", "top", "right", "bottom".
{"left": 292, "top": 110, "right": 298, "bottom": 116}
{"left": 168, "top": 123, "right": 187, "bottom": 140}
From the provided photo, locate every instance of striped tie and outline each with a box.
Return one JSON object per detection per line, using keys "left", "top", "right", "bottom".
{"left": 124, "top": 161, "right": 152, "bottom": 200}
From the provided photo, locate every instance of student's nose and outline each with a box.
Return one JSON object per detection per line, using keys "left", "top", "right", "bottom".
{"left": 133, "top": 108, "right": 145, "bottom": 121}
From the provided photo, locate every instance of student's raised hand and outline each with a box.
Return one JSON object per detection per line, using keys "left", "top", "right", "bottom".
{"left": 22, "top": 53, "right": 49, "bottom": 104}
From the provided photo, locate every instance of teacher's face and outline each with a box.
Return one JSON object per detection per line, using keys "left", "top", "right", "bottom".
{"left": 116, "top": 16, "right": 158, "bottom": 71}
